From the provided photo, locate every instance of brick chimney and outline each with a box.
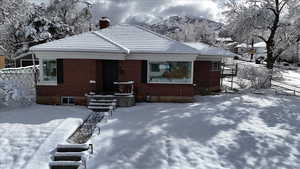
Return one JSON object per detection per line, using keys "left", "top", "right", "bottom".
{"left": 99, "top": 17, "right": 111, "bottom": 29}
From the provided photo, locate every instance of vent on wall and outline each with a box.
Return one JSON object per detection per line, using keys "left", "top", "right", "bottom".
{"left": 61, "top": 96, "right": 75, "bottom": 105}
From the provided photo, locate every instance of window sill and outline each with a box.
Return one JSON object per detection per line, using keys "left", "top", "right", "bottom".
{"left": 148, "top": 82, "right": 193, "bottom": 85}
{"left": 37, "top": 81, "right": 58, "bottom": 86}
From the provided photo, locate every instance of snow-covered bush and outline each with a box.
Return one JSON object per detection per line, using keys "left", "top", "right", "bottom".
{"left": 236, "top": 77, "right": 249, "bottom": 89}
{"left": 0, "top": 66, "right": 37, "bottom": 107}
{"left": 237, "top": 66, "right": 273, "bottom": 89}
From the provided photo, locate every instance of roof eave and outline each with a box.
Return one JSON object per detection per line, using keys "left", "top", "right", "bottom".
{"left": 30, "top": 48, "right": 124, "bottom": 54}
{"left": 130, "top": 51, "right": 199, "bottom": 55}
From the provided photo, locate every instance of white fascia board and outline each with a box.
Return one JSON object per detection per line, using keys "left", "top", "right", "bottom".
{"left": 130, "top": 51, "right": 200, "bottom": 55}
{"left": 196, "top": 55, "right": 224, "bottom": 61}
{"left": 30, "top": 48, "right": 123, "bottom": 53}
{"left": 35, "top": 51, "right": 126, "bottom": 60}
{"left": 127, "top": 53, "right": 197, "bottom": 61}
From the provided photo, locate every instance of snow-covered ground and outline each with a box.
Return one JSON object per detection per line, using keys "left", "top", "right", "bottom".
{"left": 278, "top": 69, "right": 300, "bottom": 88}
{"left": 87, "top": 94, "right": 300, "bottom": 169}
{"left": 223, "top": 60, "right": 300, "bottom": 94}
{"left": 0, "top": 105, "right": 90, "bottom": 169}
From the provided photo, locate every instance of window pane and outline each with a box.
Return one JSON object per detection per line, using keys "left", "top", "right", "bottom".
{"left": 211, "top": 62, "right": 220, "bottom": 71}
{"left": 149, "top": 62, "right": 192, "bottom": 83}
{"left": 62, "top": 97, "right": 69, "bottom": 104}
{"left": 43, "top": 60, "right": 57, "bottom": 81}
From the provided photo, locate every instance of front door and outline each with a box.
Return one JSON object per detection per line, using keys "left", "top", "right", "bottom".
{"left": 103, "top": 60, "right": 119, "bottom": 93}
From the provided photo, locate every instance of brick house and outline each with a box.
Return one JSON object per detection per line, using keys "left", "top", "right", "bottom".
{"left": 30, "top": 23, "right": 233, "bottom": 105}
{"left": 0, "top": 46, "right": 6, "bottom": 69}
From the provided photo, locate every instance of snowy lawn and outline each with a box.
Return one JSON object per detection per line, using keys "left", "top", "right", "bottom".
{"left": 88, "top": 94, "right": 300, "bottom": 169}
{"left": 278, "top": 69, "right": 300, "bottom": 88}
{"left": 0, "top": 105, "right": 90, "bottom": 169}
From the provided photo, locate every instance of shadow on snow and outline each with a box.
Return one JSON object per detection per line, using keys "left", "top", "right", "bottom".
{"left": 90, "top": 94, "right": 300, "bottom": 169}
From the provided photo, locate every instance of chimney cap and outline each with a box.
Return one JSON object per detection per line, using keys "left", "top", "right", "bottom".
{"left": 100, "top": 17, "right": 111, "bottom": 23}
{"left": 99, "top": 17, "right": 111, "bottom": 29}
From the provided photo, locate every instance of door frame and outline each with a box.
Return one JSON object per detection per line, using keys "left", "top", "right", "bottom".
{"left": 102, "top": 60, "right": 119, "bottom": 93}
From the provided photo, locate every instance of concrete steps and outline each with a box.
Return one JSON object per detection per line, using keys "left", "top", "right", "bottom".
{"left": 49, "top": 161, "right": 82, "bottom": 169}
{"left": 56, "top": 144, "right": 89, "bottom": 152}
{"left": 90, "top": 99, "right": 117, "bottom": 103}
{"left": 54, "top": 152, "right": 83, "bottom": 161}
{"left": 89, "top": 102, "right": 116, "bottom": 106}
{"left": 87, "top": 95, "right": 117, "bottom": 117}
{"left": 49, "top": 144, "right": 91, "bottom": 169}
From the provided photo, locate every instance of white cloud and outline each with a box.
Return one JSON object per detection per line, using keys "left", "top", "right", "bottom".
{"left": 91, "top": 0, "right": 223, "bottom": 24}
{"left": 31, "top": 0, "right": 223, "bottom": 23}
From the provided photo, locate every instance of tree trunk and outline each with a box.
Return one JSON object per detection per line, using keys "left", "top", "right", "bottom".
{"left": 266, "top": 56, "right": 276, "bottom": 69}
{"left": 251, "top": 39, "right": 254, "bottom": 61}
{"left": 265, "top": 0, "right": 280, "bottom": 69}
{"left": 266, "top": 41, "right": 275, "bottom": 69}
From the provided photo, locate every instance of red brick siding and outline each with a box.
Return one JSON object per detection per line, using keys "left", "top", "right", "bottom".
{"left": 37, "top": 59, "right": 220, "bottom": 103}
{"left": 118, "top": 60, "right": 194, "bottom": 100}
{"left": 37, "top": 59, "right": 97, "bottom": 97}
{"left": 193, "top": 61, "right": 220, "bottom": 93}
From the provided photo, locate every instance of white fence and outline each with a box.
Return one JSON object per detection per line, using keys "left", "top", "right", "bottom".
{"left": 0, "top": 66, "right": 38, "bottom": 107}
{"left": 272, "top": 81, "right": 300, "bottom": 96}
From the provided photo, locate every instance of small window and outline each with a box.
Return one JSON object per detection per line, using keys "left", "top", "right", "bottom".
{"left": 211, "top": 62, "right": 220, "bottom": 71}
{"left": 61, "top": 96, "right": 75, "bottom": 105}
{"left": 42, "top": 59, "right": 57, "bottom": 82}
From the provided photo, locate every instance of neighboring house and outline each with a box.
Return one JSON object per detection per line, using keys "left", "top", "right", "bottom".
{"left": 216, "top": 37, "right": 234, "bottom": 45}
{"left": 253, "top": 42, "right": 267, "bottom": 59}
{"left": 0, "top": 46, "right": 6, "bottom": 69}
{"left": 235, "top": 42, "right": 267, "bottom": 58}
{"left": 235, "top": 43, "right": 249, "bottom": 54}
{"left": 14, "top": 52, "right": 39, "bottom": 67}
{"left": 30, "top": 24, "right": 233, "bottom": 105}
{"left": 185, "top": 42, "right": 237, "bottom": 64}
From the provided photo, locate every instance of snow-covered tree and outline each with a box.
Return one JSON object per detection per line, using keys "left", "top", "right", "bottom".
{"left": 47, "top": 0, "right": 92, "bottom": 33}
{"left": 0, "top": 0, "right": 93, "bottom": 60}
{"left": 224, "top": 0, "right": 300, "bottom": 69}
{"left": 167, "top": 20, "right": 217, "bottom": 45}
{"left": 0, "top": 0, "right": 32, "bottom": 60}
{"left": 0, "top": 0, "right": 30, "bottom": 25}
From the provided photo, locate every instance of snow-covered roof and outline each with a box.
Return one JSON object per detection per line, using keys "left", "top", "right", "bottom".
{"left": 30, "top": 32, "right": 123, "bottom": 53}
{"left": 236, "top": 43, "right": 249, "bottom": 48}
{"left": 184, "top": 42, "right": 237, "bottom": 57}
{"left": 254, "top": 42, "right": 266, "bottom": 48}
{"left": 216, "top": 37, "right": 233, "bottom": 42}
{"left": 226, "top": 42, "right": 238, "bottom": 46}
{"left": 30, "top": 25, "right": 200, "bottom": 55}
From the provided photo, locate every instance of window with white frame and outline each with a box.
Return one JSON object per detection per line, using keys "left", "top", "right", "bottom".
{"left": 211, "top": 61, "right": 220, "bottom": 71}
{"left": 42, "top": 59, "right": 57, "bottom": 82}
{"left": 61, "top": 96, "right": 75, "bottom": 105}
{"left": 148, "top": 61, "right": 192, "bottom": 84}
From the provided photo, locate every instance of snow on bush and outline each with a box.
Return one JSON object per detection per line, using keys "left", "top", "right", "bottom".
{"left": 0, "top": 66, "right": 37, "bottom": 107}
{"left": 236, "top": 65, "right": 281, "bottom": 89}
